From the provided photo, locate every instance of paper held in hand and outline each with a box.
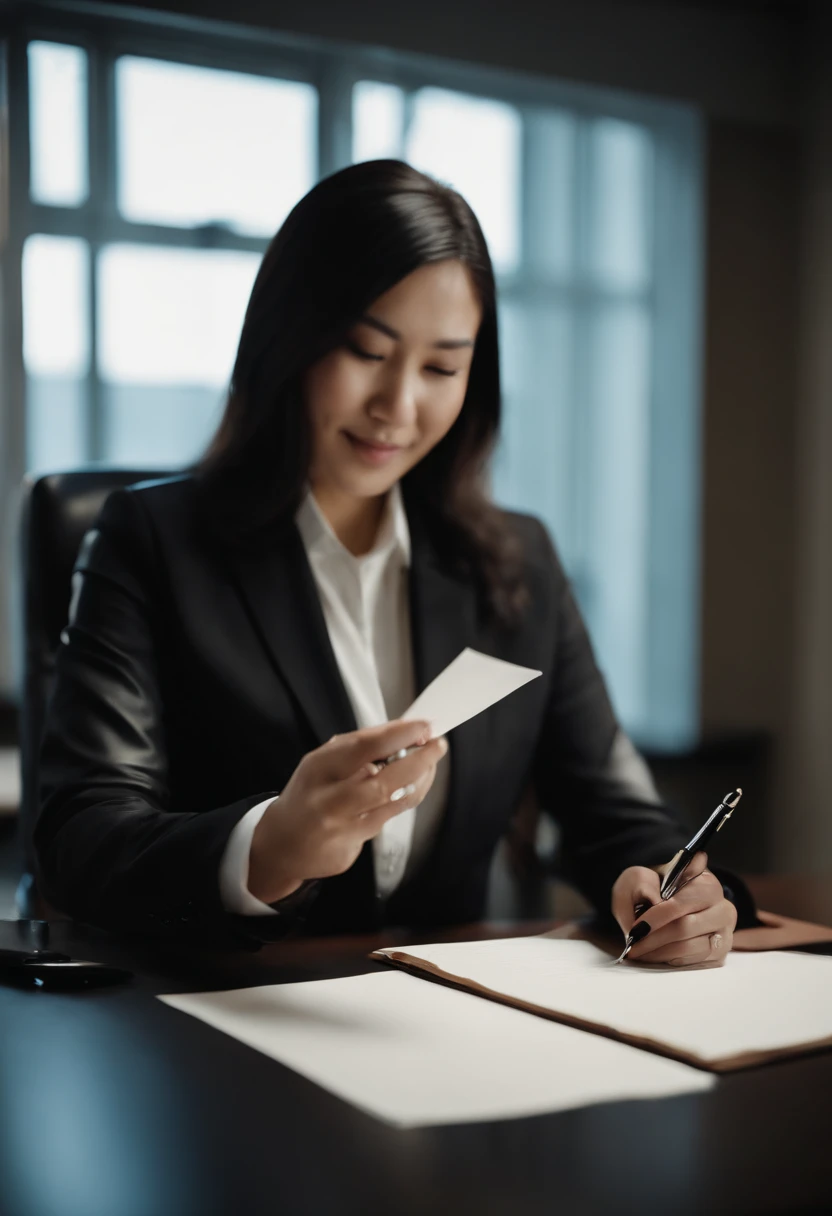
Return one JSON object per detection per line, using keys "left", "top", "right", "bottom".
{"left": 400, "top": 647, "right": 541, "bottom": 738}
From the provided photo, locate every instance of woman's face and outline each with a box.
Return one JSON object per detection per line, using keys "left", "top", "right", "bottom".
{"left": 303, "top": 259, "right": 482, "bottom": 503}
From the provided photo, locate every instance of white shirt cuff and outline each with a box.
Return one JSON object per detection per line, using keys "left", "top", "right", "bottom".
{"left": 218, "top": 798, "right": 280, "bottom": 916}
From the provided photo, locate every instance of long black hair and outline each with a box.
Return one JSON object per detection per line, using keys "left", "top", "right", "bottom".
{"left": 198, "top": 158, "right": 529, "bottom": 628}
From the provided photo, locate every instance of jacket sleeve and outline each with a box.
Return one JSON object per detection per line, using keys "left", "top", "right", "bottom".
{"left": 34, "top": 488, "right": 318, "bottom": 945}
{"left": 529, "top": 520, "right": 759, "bottom": 927}
{"left": 529, "top": 520, "right": 691, "bottom": 915}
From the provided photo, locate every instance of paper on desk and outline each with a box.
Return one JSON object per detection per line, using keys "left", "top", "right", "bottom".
{"left": 401, "top": 647, "right": 541, "bottom": 738}
{"left": 375, "top": 935, "right": 832, "bottom": 1070}
{"left": 158, "top": 970, "right": 713, "bottom": 1128}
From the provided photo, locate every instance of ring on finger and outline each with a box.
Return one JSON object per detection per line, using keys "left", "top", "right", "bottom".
{"left": 390, "top": 783, "right": 416, "bottom": 803}
{"left": 378, "top": 747, "right": 410, "bottom": 767}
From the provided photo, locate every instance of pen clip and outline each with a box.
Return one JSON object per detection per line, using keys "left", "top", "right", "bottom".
{"left": 715, "top": 788, "right": 742, "bottom": 830}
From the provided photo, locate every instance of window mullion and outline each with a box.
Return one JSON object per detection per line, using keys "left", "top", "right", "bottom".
{"left": 316, "top": 55, "right": 355, "bottom": 180}
{"left": 518, "top": 106, "right": 535, "bottom": 273}
{"left": 86, "top": 39, "right": 115, "bottom": 462}
{"left": 1, "top": 34, "right": 30, "bottom": 696}
{"left": 2, "top": 35, "right": 28, "bottom": 487}
{"left": 26, "top": 204, "right": 268, "bottom": 253}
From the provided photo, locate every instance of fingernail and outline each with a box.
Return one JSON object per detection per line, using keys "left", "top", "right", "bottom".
{"left": 438, "top": 736, "right": 448, "bottom": 755}
{"left": 390, "top": 783, "right": 416, "bottom": 803}
{"left": 626, "top": 920, "right": 651, "bottom": 946}
{"left": 365, "top": 762, "right": 380, "bottom": 777}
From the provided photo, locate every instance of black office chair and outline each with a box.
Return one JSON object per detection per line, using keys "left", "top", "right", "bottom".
{"left": 17, "top": 469, "right": 166, "bottom": 918}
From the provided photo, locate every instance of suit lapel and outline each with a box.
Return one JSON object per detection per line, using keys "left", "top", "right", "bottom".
{"left": 407, "top": 508, "right": 476, "bottom": 700}
{"left": 227, "top": 521, "right": 382, "bottom": 929}
{"left": 229, "top": 500, "right": 484, "bottom": 762}
{"left": 406, "top": 502, "right": 487, "bottom": 875}
{"left": 226, "top": 496, "right": 488, "bottom": 919}
{"left": 228, "top": 524, "right": 358, "bottom": 748}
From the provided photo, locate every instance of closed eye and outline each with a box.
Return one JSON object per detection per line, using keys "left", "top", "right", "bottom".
{"left": 345, "top": 341, "right": 459, "bottom": 377}
{"left": 346, "top": 340, "right": 383, "bottom": 362}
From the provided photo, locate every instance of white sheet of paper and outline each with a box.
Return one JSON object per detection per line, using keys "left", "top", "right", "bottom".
{"left": 377, "top": 936, "right": 832, "bottom": 1066}
{"left": 159, "top": 970, "right": 713, "bottom": 1128}
{"left": 401, "top": 647, "right": 541, "bottom": 738}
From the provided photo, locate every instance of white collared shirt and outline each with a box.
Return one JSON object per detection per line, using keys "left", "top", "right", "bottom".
{"left": 218, "top": 482, "right": 450, "bottom": 915}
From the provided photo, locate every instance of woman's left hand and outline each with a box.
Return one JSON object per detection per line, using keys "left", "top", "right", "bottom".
{"left": 611, "top": 851, "right": 737, "bottom": 967}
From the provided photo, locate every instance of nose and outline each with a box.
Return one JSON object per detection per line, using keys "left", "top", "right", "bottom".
{"left": 367, "top": 364, "right": 419, "bottom": 432}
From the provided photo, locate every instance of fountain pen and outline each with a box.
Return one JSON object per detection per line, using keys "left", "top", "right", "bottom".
{"left": 615, "top": 787, "right": 743, "bottom": 963}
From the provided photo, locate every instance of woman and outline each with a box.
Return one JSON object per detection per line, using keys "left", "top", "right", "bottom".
{"left": 35, "top": 159, "right": 739, "bottom": 964}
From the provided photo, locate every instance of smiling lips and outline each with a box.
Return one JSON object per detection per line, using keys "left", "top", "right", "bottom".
{"left": 344, "top": 432, "right": 403, "bottom": 465}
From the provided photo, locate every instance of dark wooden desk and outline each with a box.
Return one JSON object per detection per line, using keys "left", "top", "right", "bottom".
{"left": 1, "top": 880, "right": 830, "bottom": 1216}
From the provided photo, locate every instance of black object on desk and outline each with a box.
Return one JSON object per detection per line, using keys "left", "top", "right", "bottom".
{"left": 0, "top": 918, "right": 133, "bottom": 989}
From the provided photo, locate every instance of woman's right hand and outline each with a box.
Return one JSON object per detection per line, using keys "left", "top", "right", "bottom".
{"left": 248, "top": 719, "right": 447, "bottom": 904}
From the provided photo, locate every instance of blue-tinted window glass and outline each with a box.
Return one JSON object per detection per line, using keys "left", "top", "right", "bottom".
{"left": 586, "top": 119, "right": 653, "bottom": 289}
{"left": 23, "top": 236, "right": 89, "bottom": 376}
{"left": 353, "top": 82, "right": 404, "bottom": 162}
{"left": 525, "top": 109, "right": 576, "bottom": 280}
{"left": 492, "top": 300, "right": 574, "bottom": 560}
{"left": 116, "top": 57, "right": 317, "bottom": 236}
{"left": 405, "top": 88, "right": 521, "bottom": 274}
{"left": 28, "top": 42, "right": 88, "bottom": 206}
{"left": 97, "top": 244, "right": 261, "bottom": 466}
{"left": 22, "top": 235, "right": 89, "bottom": 473}
{"left": 583, "top": 303, "right": 652, "bottom": 729}
{"left": 26, "top": 379, "right": 88, "bottom": 474}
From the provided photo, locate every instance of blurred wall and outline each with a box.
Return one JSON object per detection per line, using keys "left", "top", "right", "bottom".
{"left": 699, "top": 119, "right": 800, "bottom": 865}
{"left": 784, "top": 1, "right": 832, "bottom": 873}
{"left": 108, "top": 0, "right": 801, "bottom": 126}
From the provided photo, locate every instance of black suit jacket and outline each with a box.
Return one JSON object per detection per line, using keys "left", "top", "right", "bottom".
{"left": 34, "top": 474, "right": 693, "bottom": 946}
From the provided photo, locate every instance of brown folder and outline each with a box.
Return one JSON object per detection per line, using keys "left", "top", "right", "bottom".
{"left": 371, "top": 917, "right": 832, "bottom": 1074}
{"left": 733, "top": 909, "right": 832, "bottom": 951}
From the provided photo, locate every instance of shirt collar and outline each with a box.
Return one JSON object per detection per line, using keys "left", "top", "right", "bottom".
{"left": 295, "top": 481, "right": 411, "bottom": 568}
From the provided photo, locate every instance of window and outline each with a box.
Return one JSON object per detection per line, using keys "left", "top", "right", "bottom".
{"left": 18, "top": 45, "right": 317, "bottom": 471}
{"left": 115, "top": 58, "right": 317, "bottom": 235}
{"left": 353, "top": 84, "right": 702, "bottom": 747}
{"left": 22, "top": 234, "right": 89, "bottom": 472}
{"left": 97, "top": 244, "right": 262, "bottom": 465}
{"left": 28, "top": 41, "right": 88, "bottom": 206}
{"left": 0, "top": 15, "right": 703, "bottom": 749}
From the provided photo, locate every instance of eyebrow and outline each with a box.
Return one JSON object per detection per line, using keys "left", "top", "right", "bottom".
{"left": 358, "top": 313, "right": 475, "bottom": 350}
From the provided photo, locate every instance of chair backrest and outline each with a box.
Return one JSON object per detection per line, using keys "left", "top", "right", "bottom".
{"left": 19, "top": 469, "right": 166, "bottom": 871}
